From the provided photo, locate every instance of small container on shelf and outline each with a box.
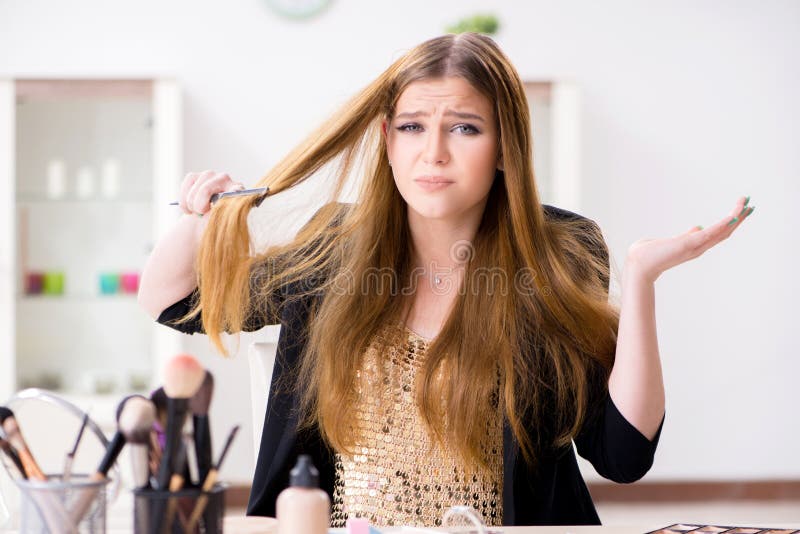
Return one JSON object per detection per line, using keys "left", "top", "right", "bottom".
{"left": 42, "top": 271, "right": 65, "bottom": 295}
{"left": 24, "top": 271, "right": 44, "bottom": 294}
{"left": 120, "top": 272, "right": 140, "bottom": 294}
{"left": 75, "top": 165, "right": 96, "bottom": 199}
{"left": 46, "top": 159, "right": 67, "bottom": 199}
{"left": 98, "top": 272, "right": 120, "bottom": 295}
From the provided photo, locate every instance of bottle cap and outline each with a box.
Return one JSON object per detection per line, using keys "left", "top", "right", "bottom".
{"left": 289, "top": 454, "right": 320, "bottom": 488}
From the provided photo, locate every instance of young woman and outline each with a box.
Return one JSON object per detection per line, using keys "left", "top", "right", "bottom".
{"left": 138, "top": 33, "right": 754, "bottom": 527}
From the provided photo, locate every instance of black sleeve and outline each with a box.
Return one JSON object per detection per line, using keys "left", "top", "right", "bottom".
{"left": 155, "top": 271, "right": 275, "bottom": 334}
{"left": 155, "top": 288, "right": 205, "bottom": 334}
{"left": 574, "top": 392, "right": 664, "bottom": 483}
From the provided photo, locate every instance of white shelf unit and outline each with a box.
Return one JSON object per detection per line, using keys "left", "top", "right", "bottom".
{"left": 0, "top": 78, "right": 183, "bottom": 403}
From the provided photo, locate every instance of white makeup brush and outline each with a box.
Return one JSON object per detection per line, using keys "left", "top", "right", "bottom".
{"left": 70, "top": 395, "right": 155, "bottom": 525}
{"left": 119, "top": 396, "right": 157, "bottom": 489}
{"left": 0, "top": 406, "right": 46, "bottom": 480}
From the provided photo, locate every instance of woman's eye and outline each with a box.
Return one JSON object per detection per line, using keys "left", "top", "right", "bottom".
{"left": 453, "top": 124, "right": 479, "bottom": 135}
{"left": 396, "top": 123, "right": 422, "bottom": 133}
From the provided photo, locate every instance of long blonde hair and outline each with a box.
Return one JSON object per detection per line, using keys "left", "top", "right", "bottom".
{"left": 189, "top": 33, "right": 618, "bottom": 468}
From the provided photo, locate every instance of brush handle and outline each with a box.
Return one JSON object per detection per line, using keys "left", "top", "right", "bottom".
{"left": 18, "top": 447, "right": 46, "bottom": 480}
{"left": 157, "top": 398, "right": 189, "bottom": 490}
{"left": 70, "top": 431, "right": 124, "bottom": 526}
{"left": 162, "top": 472, "right": 186, "bottom": 534}
{"left": 153, "top": 436, "right": 188, "bottom": 534}
{"left": 67, "top": 471, "right": 106, "bottom": 528}
{"left": 193, "top": 414, "right": 212, "bottom": 482}
{"left": 185, "top": 468, "right": 218, "bottom": 532}
{"left": 129, "top": 443, "right": 151, "bottom": 489}
{"left": 96, "top": 431, "right": 125, "bottom": 476}
{"left": 3, "top": 424, "right": 46, "bottom": 480}
{"left": 28, "top": 488, "right": 77, "bottom": 534}
{"left": 0, "top": 442, "right": 27, "bottom": 479}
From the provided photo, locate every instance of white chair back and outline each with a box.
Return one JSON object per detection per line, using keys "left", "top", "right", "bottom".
{"left": 248, "top": 340, "right": 278, "bottom": 465}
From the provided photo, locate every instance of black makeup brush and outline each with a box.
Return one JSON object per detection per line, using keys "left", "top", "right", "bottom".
{"left": 190, "top": 370, "right": 214, "bottom": 483}
{"left": 70, "top": 395, "right": 156, "bottom": 525}
{"left": 185, "top": 425, "right": 240, "bottom": 532}
{"left": 156, "top": 354, "right": 206, "bottom": 490}
{"left": 0, "top": 406, "right": 46, "bottom": 480}
{"left": 0, "top": 425, "right": 27, "bottom": 479}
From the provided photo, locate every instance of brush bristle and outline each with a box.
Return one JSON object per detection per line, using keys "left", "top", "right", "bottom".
{"left": 0, "top": 406, "right": 13, "bottom": 424}
{"left": 118, "top": 396, "right": 157, "bottom": 444}
{"left": 189, "top": 371, "right": 214, "bottom": 415}
{"left": 162, "top": 353, "right": 206, "bottom": 399}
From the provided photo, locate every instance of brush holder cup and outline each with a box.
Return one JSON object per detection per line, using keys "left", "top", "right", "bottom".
{"left": 16, "top": 474, "right": 110, "bottom": 534}
{"left": 132, "top": 485, "right": 226, "bottom": 534}
{"left": 2, "top": 388, "right": 121, "bottom": 532}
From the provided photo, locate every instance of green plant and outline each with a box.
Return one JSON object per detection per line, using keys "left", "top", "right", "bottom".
{"left": 445, "top": 14, "right": 500, "bottom": 35}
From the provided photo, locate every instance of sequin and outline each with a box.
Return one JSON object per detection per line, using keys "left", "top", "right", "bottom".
{"left": 331, "top": 324, "right": 503, "bottom": 528}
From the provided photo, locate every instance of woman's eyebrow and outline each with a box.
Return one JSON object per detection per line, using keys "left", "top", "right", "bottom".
{"left": 395, "top": 110, "right": 486, "bottom": 122}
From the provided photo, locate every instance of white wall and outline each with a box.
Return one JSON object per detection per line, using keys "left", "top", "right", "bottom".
{"left": 1, "top": 0, "right": 797, "bottom": 485}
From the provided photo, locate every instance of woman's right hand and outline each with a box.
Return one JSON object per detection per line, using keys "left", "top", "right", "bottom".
{"left": 179, "top": 170, "right": 246, "bottom": 215}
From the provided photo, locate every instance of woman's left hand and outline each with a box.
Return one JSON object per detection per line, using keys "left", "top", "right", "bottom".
{"left": 624, "top": 196, "right": 755, "bottom": 284}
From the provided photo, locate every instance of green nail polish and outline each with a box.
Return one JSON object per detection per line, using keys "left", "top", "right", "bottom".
{"left": 698, "top": 225, "right": 704, "bottom": 230}
{"left": 727, "top": 217, "right": 738, "bottom": 226}
{"left": 748, "top": 206, "right": 755, "bottom": 215}
{"left": 744, "top": 195, "right": 750, "bottom": 207}
{"left": 197, "top": 213, "right": 204, "bottom": 218}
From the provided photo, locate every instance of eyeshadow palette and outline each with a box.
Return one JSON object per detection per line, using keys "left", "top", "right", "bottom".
{"left": 648, "top": 525, "right": 798, "bottom": 534}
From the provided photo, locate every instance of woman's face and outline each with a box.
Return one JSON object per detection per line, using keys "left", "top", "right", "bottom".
{"left": 384, "top": 76, "right": 502, "bottom": 222}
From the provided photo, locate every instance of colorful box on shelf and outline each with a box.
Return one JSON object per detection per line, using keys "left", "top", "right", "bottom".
{"left": 98, "top": 271, "right": 139, "bottom": 295}
{"left": 24, "top": 271, "right": 65, "bottom": 295}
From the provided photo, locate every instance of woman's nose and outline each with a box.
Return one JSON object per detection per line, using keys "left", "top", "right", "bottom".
{"left": 422, "top": 128, "right": 450, "bottom": 165}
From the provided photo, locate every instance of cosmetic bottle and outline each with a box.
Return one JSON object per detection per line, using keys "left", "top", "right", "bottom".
{"left": 276, "top": 455, "right": 330, "bottom": 534}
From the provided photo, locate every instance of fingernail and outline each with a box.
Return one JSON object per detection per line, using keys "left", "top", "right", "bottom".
{"left": 197, "top": 213, "right": 204, "bottom": 218}
{"left": 747, "top": 206, "right": 755, "bottom": 215}
{"left": 744, "top": 195, "right": 750, "bottom": 207}
{"left": 698, "top": 225, "right": 704, "bottom": 230}
{"left": 727, "top": 217, "right": 738, "bottom": 226}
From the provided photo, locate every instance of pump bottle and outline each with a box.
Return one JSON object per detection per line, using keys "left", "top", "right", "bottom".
{"left": 276, "top": 455, "right": 330, "bottom": 534}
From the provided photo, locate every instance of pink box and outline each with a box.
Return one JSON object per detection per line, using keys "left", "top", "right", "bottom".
{"left": 120, "top": 272, "right": 139, "bottom": 294}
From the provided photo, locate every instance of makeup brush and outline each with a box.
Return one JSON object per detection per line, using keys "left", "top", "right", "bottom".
{"left": 185, "top": 425, "right": 240, "bottom": 532}
{"left": 63, "top": 412, "right": 89, "bottom": 484}
{"left": 0, "top": 406, "right": 46, "bottom": 480}
{"left": 69, "top": 395, "right": 156, "bottom": 525}
{"left": 156, "top": 354, "right": 206, "bottom": 490}
{"left": 0, "top": 425, "right": 27, "bottom": 479}
{"left": 190, "top": 370, "right": 214, "bottom": 483}
{"left": 121, "top": 397, "right": 157, "bottom": 489}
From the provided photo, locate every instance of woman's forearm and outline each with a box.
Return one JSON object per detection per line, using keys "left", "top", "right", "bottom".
{"left": 607, "top": 261, "right": 666, "bottom": 441}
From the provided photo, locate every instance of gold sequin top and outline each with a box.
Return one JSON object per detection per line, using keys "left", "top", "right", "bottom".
{"left": 330, "top": 323, "right": 503, "bottom": 528}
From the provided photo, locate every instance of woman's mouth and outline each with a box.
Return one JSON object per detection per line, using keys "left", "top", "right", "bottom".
{"left": 414, "top": 177, "right": 454, "bottom": 192}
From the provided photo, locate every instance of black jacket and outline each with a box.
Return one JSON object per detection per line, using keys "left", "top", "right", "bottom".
{"left": 156, "top": 204, "right": 663, "bottom": 525}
